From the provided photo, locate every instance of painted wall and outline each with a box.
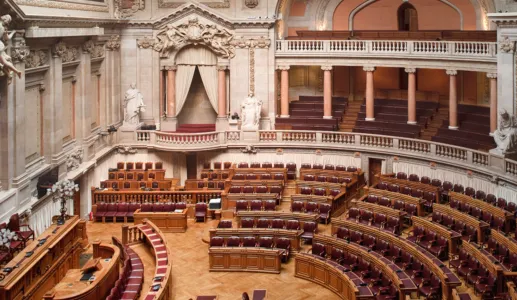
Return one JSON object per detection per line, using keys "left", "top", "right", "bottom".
{"left": 290, "top": 0, "right": 308, "bottom": 16}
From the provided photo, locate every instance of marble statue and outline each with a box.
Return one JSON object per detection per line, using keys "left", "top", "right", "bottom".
{"left": 123, "top": 83, "right": 146, "bottom": 126}
{"left": 241, "top": 93, "right": 262, "bottom": 131}
{"left": 494, "top": 109, "right": 517, "bottom": 155}
{"left": 0, "top": 15, "right": 22, "bottom": 83}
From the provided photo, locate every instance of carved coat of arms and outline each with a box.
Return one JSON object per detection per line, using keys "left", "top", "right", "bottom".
{"left": 245, "top": 0, "right": 259, "bottom": 8}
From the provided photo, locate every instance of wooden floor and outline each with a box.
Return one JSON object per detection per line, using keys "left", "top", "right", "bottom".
{"left": 85, "top": 203, "right": 340, "bottom": 300}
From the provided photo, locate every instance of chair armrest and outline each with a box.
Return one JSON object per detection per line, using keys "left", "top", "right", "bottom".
{"left": 20, "top": 223, "right": 33, "bottom": 230}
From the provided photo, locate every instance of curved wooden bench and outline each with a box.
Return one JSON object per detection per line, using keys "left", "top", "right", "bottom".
{"left": 208, "top": 247, "right": 282, "bottom": 273}
{"left": 294, "top": 252, "right": 374, "bottom": 300}
{"left": 235, "top": 211, "right": 319, "bottom": 229}
{"left": 223, "top": 194, "right": 279, "bottom": 210}
{"left": 314, "top": 234, "right": 417, "bottom": 299}
{"left": 208, "top": 228, "right": 302, "bottom": 252}
{"left": 364, "top": 187, "right": 425, "bottom": 216}
{"left": 331, "top": 219, "right": 461, "bottom": 299}
{"left": 433, "top": 204, "right": 489, "bottom": 243}
{"left": 350, "top": 199, "right": 407, "bottom": 218}
{"left": 44, "top": 242, "right": 120, "bottom": 300}
{"left": 377, "top": 174, "right": 441, "bottom": 203}
{"left": 411, "top": 216, "right": 462, "bottom": 256}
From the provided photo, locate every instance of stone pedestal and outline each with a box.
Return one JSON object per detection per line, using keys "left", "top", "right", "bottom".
{"left": 489, "top": 149, "right": 517, "bottom": 171}
{"left": 160, "top": 117, "right": 178, "bottom": 131}
{"left": 216, "top": 117, "right": 229, "bottom": 132}
{"left": 119, "top": 122, "right": 143, "bottom": 143}
{"left": 241, "top": 130, "right": 259, "bottom": 142}
{"left": 228, "top": 118, "right": 239, "bottom": 131}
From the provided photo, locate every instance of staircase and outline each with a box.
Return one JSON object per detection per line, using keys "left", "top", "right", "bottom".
{"left": 421, "top": 105, "right": 449, "bottom": 140}
{"left": 339, "top": 100, "right": 362, "bottom": 132}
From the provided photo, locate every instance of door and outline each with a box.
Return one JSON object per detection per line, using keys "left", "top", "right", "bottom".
{"left": 368, "top": 158, "right": 383, "bottom": 187}
{"left": 73, "top": 181, "right": 80, "bottom": 217}
{"left": 186, "top": 153, "right": 197, "bottom": 179}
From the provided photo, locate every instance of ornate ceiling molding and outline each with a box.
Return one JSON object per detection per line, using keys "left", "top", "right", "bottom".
{"left": 13, "top": 0, "right": 109, "bottom": 12}
{"left": 158, "top": 0, "right": 230, "bottom": 9}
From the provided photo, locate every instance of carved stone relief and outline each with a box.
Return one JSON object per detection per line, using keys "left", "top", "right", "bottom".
{"left": 137, "top": 36, "right": 156, "bottom": 49}
{"left": 244, "top": 0, "right": 259, "bottom": 8}
{"left": 82, "top": 39, "right": 95, "bottom": 54}
{"left": 153, "top": 17, "right": 235, "bottom": 58}
{"left": 106, "top": 35, "right": 121, "bottom": 51}
{"left": 66, "top": 148, "right": 84, "bottom": 171}
{"left": 117, "top": 146, "right": 138, "bottom": 154}
{"left": 91, "top": 44, "right": 105, "bottom": 58}
{"left": 11, "top": 38, "right": 30, "bottom": 63}
{"left": 52, "top": 41, "right": 67, "bottom": 58}
{"left": 25, "top": 49, "right": 49, "bottom": 69}
{"left": 62, "top": 47, "right": 79, "bottom": 63}
{"left": 500, "top": 36, "right": 515, "bottom": 53}
{"left": 230, "top": 36, "right": 271, "bottom": 49}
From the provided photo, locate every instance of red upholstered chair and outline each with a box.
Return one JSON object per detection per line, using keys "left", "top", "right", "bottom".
{"left": 328, "top": 176, "right": 339, "bottom": 183}
{"left": 301, "top": 221, "right": 317, "bottom": 244}
{"left": 313, "top": 188, "right": 326, "bottom": 196}
{"left": 176, "top": 202, "right": 187, "bottom": 210}
{"left": 271, "top": 219, "right": 285, "bottom": 229}
{"left": 256, "top": 218, "right": 270, "bottom": 229}
{"left": 221, "top": 173, "right": 229, "bottom": 180}
{"left": 465, "top": 187, "right": 476, "bottom": 197}
{"left": 316, "top": 176, "right": 326, "bottom": 182}
{"left": 117, "top": 172, "right": 125, "bottom": 180}
{"left": 210, "top": 173, "right": 218, "bottom": 180}
{"left": 291, "top": 201, "right": 305, "bottom": 213}
{"left": 346, "top": 166, "right": 357, "bottom": 172}
{"left": 123, "top": 182, "right": 131, "bottom": 189}
{"left": 319, "top": 204, "right": 331, "bottom": 224}
{"left": 401, "top": 186, "right": 412, "bottom": 195}
{"left": 312, "top": 164, "right": 323, "bottom": 169}
{"left": 115, "top": 203, "right": 129, "bottom": 222}
{"left": 94, "top": 203, "right": 107, "bottom": 222}
{"left": 155, "top": 162, "right": 163, "bottom": 169}
{"left": 286, "top": 220, "right": 300, "bottom": 230}
{"left": 151, "top": 182, "right": 159, "bottom": 189}
{"left": 135, "top": 162, "right": 143, "bottom": 170}
{"left": 241, "top": 218, "right": 255, "bottom": 228}
{"left": 305, "top": 202, "right": 319, "bottom": 214}
{"left": 274, "top": 162, "right": 285, "bottom": 168}
{"left": 260, "top": 173, "right": 272, "bottom": 180}
{"left": 264, "top": 200, "right": 276, "bottom": 211}
{"left": 324, "top": 164, "right": 335, "bottom": 170}
{"left": 103, "top": 203, "right": 118, "bottom": 222}
{"left": 195, "top": 203, "right": 208, "bottom": 222}
{"left": 117, "top": 162, "right": 125, "bottom": 170}
{"left": 396, "top": 172, "right": 407, "bottom": 180}
{"left": 311, "top": 242, "right": 326, "bottom": 258}
{"left": 300, "top": 187, "right": 312, "bottom": 195}
{"left": 223, "top": 162, "right": 232, "bottom": 169}
{"left": 232, "top": 174, "right": 244, "bottom": 180}
{"left": 242, "top": 236, "right": 257, "bottom": 247}
{"left": 1, "top": 222, "right": 23, "bottom": 253}
{"left": 200, "top": 173, "right": 208, "bottom": 179}
{"left": 420, "top": 176, "right": 431, "bottom": 184}
{"left": 258, "top": 237, "right": 274, "bottom": 248}
{"left": 111, "top": 182, "right": 119, "bottom": 189}
{"left": 300, "top": 163, "right": 311, "bottom": 169}
{"left": 453, "top": 184, "right": 464, "bottom": 193}
{"left": 210, "top": 237, "right": 225, "bottom": 247}
{"left": 141, "top": 203, "right": 153, "bottom": 212}
{"left": 335, "top": 165, "right": 346, "bottom": 171}
{"left": 154, "top": 203, "right": 165, "bottom": 212}
{"left": 255, "top": 186, "right": 268, "bottom": 193}
{"left": 145, "top": 162, "right": 153, "bottom": 170}
{"left": 217, "top": 220, "right": 232, "bottom": 228}
{"left": 236, "top": 200, "right": 249, "bottom": 212}
{"left": 250, "top": 162, "right": 260, "bottom": 168}
{"left": 238, "top": 162, "right": 249, "bottom": 168}
{"left": 246, "top": 174, "right": 257, "bottom": 180}
{"left": 250, "top": 200, "right": 263, "bottom": 211}
{"left": 148, "top": 172, "right": 156, "bottom": 180}
{"left": 99, "top": 181, "right": 107, "bottom": 189}
{"left": 275, "top": 238, "right": 291, "bottom": 262}
{"left": 303, "top": 174, "right": 315, "bottom": 181}
{"left": 126, "top": 162, "right": 134, "bottom": 170}
{"left": 243, "top": 186, "right": 254, "bottom": 193}
{"left": 203, "top": 162, "right": 211, "bottom": 169}
{"left": 273, "top": 173, "right": 284, "bottom": 181}
{"left": 126, "top": 203, "right": 140, "bottom": 222}
{"left": 213, "top": 162, "right": 222, "bottom": 169}
{"left": 408, "top": 174, "right": 419, "bottom": 182}
{"left": 229, "top": 186, "right": 242, "bottom": 193}
{"left": 0, "top": 244, "right": 12, "bottom": 266}
{"left": 136, "top": 172, "right": 145, "bottom": 181}
{"left": 262, "top": 162, "right": 272, "bottom": 168}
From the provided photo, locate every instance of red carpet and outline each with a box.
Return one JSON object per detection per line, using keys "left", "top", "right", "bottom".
{"left": 174, "top": 124, "right": 216, "bottom": 133}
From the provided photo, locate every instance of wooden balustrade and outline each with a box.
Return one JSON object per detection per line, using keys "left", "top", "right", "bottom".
{"left": 92, "top": 189, "right": 222, "bottom": 205}
{"left": 330, "top": 219, "right": 461, "bottom": 300}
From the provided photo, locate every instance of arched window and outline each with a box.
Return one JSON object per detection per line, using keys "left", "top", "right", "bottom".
{"left": 398, "top": 3, "right": 418, "bottom": 31}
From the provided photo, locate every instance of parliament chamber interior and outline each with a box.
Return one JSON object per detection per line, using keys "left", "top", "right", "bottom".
{"left": 1, "top": 0, "right": 517, "bottom": 299}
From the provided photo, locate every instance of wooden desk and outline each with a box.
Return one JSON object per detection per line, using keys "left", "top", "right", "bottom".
{"left": 209, "top": 247, "right": 282, "bottom": 274}
{"left": 185, "top": 179, "right": 225, "bottom": 190}
{"left": 350, "top": 199, "right": 407, "bottom": 218}
{"left": 377, "top": 175, "right": 441, "bottom": 203}
{"left": 299, "top": 169, "right": 365, "bottom": 187}
{"left": 295, "top": 180, "right": 346, "bottom": 195}
{"left": 0, "top": 216, "right": 87, "bottom": 300}
{"left": 462, "top": 242, "right": 506, "bottom": 294}
{"left": 449, "top": 192, "right": 514, "bottom": 233}
{"left": 223, "top": 194, "right": 278, "bottom": 210}
{"left": 294, "top": 253, "right": 374, "bottom": 300}
{"left": 235, "top": 211, "right": 319, "bottom": 229}
{"left": 208, "top": 228, "right": 302, "bottom": 252}
{"left": 314, "top": 234, "right": 417, "bottom": 300}
{"left": 364, "top": 187, "right": 426, "bottom": 216}
{"left": 433, "top": 204, "right": 489, "bottom": 243}
{"left": 91, "top": 189, "right": 222, "bottom": 205}
{"left": 412, "top": 216, "right": 462, "bottom": 256}
{"left": 487, "top": 230, "right": 517, "bottom": 276}
{"left": 133, "top": 209, "right": 188, "bottom": 232}
{"left": 45, "top": 242, "right": 120, "bottom": 300}
{"left": 233, "top": 168, "right": 287, "bottom": 183}
{"left": 330, "top": 219, "right": 461, "bottom": 300}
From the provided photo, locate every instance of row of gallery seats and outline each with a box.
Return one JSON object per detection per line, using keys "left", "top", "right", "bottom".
{"left": 109, "top": 238, "right": 143, "bottom": 300}
{"left": 238, "top": 219, "right": 318, "bottom": 232}
{"left": 407, "top": 226, "right": 450, "bottom": 260}
{"left": 291, "top": 201, "right": 332, "bottom": 224}
{"left": 209, "top": 236, "right": 291, "bottom": 262}
{"left": 431, "top": 211, "right": 478, "bottom": 243}
{"left": 301, "top": 174, "right": 352, "bottom": 184}
{"left": 346, "top": 207, "right": 401, "bottom": 235}
{"left": 449, "top": 198, "right": 508, "bottom": 233}
{"left": 114, "top": 162, "right": 164, "bottom": 171}
{"left": 235, "top": 200, "right": 277, "bottom": 212}
{"left": 275, "top": 96, "right": 347, "bottom": 131}
{"left": 449, "top": 247, "right": 498, "bottom": 296}
{"left": 363, "top": 195, "right": 419, "bottom": 219}
{"left": 94, "top": 202, "right": 187, "bottom": 222}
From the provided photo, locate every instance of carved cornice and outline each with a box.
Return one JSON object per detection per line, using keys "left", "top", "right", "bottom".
{"left": 230, "top": 36, "right": 271, "bottom": 49}
{"left": 158, "top": 0, "right": 230, "bottom": 9}
{"left": 137, "top": 36, "right": 156, "bottom": 49}
{"left": 13, "top": 0, "right": 109, "bottom": 12}
{"left": 91, "top": 44, "right": 105, "bottom": 59}
{"left": 62, "top": 46, "right": 79, "bottom": 63}
{"left": 446, "top": 69, "right": 458, "bottom": 76}
{"left": 25, "top": 49, "right": 48, "bottom": 69}
{"left": 105, "top": 35, "right": 120, "bottom": 51}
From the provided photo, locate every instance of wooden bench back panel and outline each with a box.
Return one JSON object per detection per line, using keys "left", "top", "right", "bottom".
{"left": 378, "top": 175, "right": 440, "bottom": 202}
{"left": 462, "top": 242, "right": 503, "bottom": 277}
{"left": 433, "top": 204, "right": 489, "bottom": 243}
{"left": 365, "top": 187, "right": 425, "bottom": 216}
{"left": 235, "top": 211, "right": 319, "bottom": 223}
{"left": 208, "top": 228, "right": 302, "bottom": 252}
{"left": 449, "top": 192, "right": 512, "bottom": 219}
{"left": 350, "top": 200, "right": 406, "bottom": 218}
{"left": 411, "top": 216, "right": 461, "bottom": 255}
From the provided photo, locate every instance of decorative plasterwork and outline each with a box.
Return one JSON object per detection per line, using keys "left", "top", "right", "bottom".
{"left": 13, "top": 0, "right": 109, "bottom": 12}
{"left": 82, "top": 39, "right": 95, "bottom": 54}
{"left": 25, "top": 49, "right": 48, "bottom": 69}
{"left": 230, "top": 36, "right": 270, "bottom": 48}
{"left": 62, "top": 46, "right": 79, "bottom": 63}
{"left": 500, "top": 36, "right": 515, "bottom": 53}
{"left": 153, "top": 17, "right": 235, "bottom": 58}
{"left": 105, "top": 35, "right": 120, "bottom": 51}
{"left": 11, "top": 38, "right": 30, "bottom": 63}
{"left": 66, "top": 148, "right": 83, "bottom": 171}
{"left": 363, "top": 66, "right": 375, "bottom": 72}
{"left": 52, "top": 41, "right": 67, "bottom": 58}
{"left": 158, "top": 0, "right": 230, "bottom": 9}
{"left": 114, "top": 0, "right": 145, "bottom": 19}
{"left": 244, "top": 0, "right": 259, "bottom": 9}
{"left": 249, "top": 47, "right": 255, "bottom": 94}
{"left": 405, "top": 67, "right": 416, "bottom": 74}
{"left": 91, "top": 44, "right": 105, "bottom": 59}
{"left": 137, "top": 36, "right": 156, "bottom": 49}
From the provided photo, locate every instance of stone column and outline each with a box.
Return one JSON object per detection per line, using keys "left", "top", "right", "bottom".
{"left": 277, "top": 65, "right": 290, "bottom": 118}
{"left": 447, "top": 69, "right": 458, "bottom": 130}
{"left": 217, "top": 65, "right": 228, "bottom": 118}
{"left": 487, "top": 73, "right": 497, "bottom": 134}
{"left": 406, "top": 67, "right": 417, "bottom": 124}
{"left": 495, "top": 36, "right": 515, "bottom": 114}
{"left": 364, "top": 66, "right": 376, "bottom": 121}
{"left": 322, "top": 65, "right": 333, "bottom": 119}
{"left": 166, "top": 65, "right": 176, "bottom": 117}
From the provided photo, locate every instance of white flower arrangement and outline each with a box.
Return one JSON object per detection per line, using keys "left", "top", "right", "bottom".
{"left": 51, "top": 180, "right": 79, "bottom": 224}
{"left": 0, "top": 228, "right": 18, "bottom": 247}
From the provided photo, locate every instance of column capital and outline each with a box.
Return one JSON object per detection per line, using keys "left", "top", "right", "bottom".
{"left": 82, "top": 39, "right": 95, "bottom": 54}
{"left": 52, "top": 41, "right": 67, "bottom": 58}
{"left": 321, "top": 65, "right": 333, "bottom": 71}
{"left": 404, "top": 67, "right": 416, "bottom": 74}
{"left": 163, "top": 65, "right": 177, "bottom": 71}
{"left": 446, "top": 69, "right": 457, "bottom": 76}
{"left": 363, "top": 66, "right": 376, "bottom": 72}
{"left": 486, "top": 72, "right": 497, "bottom": 79}
{"left": 276, "top": 65, "right": 290, "bottom": 71}
{"left": 217, "top": 65, "right": 229, "bottom": 71}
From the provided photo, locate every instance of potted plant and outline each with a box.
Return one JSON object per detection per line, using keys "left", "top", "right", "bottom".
{"left": 52, "top": 180, "right": 79, "bottom": 225}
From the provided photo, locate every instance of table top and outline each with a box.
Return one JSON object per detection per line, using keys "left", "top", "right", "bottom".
{"left": 52, "top": 258, "right": 111, "bottom": 297}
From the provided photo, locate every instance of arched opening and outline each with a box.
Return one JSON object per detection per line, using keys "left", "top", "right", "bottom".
{"left": 174, "top": 46, "right": 218, "bottom": 131}
{"left": 397, "top": 3, "right": 418, "bottom": 31}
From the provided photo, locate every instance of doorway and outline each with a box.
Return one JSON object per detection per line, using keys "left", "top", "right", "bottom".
{"left": 73, "top": 180, "right": 80, "bottom": 217}
{"left": 398, "top": 3, "right": 418, "bottom": 31}
{"left": 368, "top": 158, "right": 384, "bottom": 187}
{"left": 186, "top": 153, "right": 198, "bottom": 180}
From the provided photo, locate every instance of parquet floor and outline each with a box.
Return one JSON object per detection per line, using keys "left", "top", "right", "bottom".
{"left": 85, "top": 203, "right": 340, "bottom": 300}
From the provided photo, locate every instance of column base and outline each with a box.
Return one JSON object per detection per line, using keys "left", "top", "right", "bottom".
{"left": 407, "top": 121, "right": 417, "bottom": 125}
{"left": 279, "top": 115, "right": 290, "bottom": 118}
{"left": 365, "top": 117, "right": 375, "bottom": 121}
{"left": 323, "top": 116, "right": 333, "bottom": 119}
{"left": 448, "top": 126, "right": 459, "bottom": 130}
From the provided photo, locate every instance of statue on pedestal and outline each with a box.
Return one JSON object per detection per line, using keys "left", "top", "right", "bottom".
{"left": 123, "top": 83, "right": 146, "bottom": 127}
{"left": 0, "top": 15, "right": 22, "bottom": 83}
{"left": 241, "top": 92, "right": 262, "bottom": 131}
{"left": 494, "top": 109, "right": 517, "bottom": 155}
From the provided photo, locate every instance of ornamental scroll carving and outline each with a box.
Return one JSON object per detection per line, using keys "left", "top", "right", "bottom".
{"left": 230, "top": 36, "right": 270, "bottom": 49}
{"left": 25, "top": 50, "right": 48, "bottom": 69}
{"left": 137, "top": 36, "right": 156, "bottom": 49}
{"left": 11, "top": 38, "right": 30, "bottom": 64}
{"left": 158, "top": 0, "right": 230, "bottom": 9}
{"left": 153, "top": 17, "right": 235, "bottom": 58}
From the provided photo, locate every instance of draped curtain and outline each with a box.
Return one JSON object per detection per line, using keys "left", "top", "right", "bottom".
{"left": 393, "top": 161, "right": 517, "bottom": 203}
{"left": 175, "top": 46, "right": 218, "bottom": 116}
